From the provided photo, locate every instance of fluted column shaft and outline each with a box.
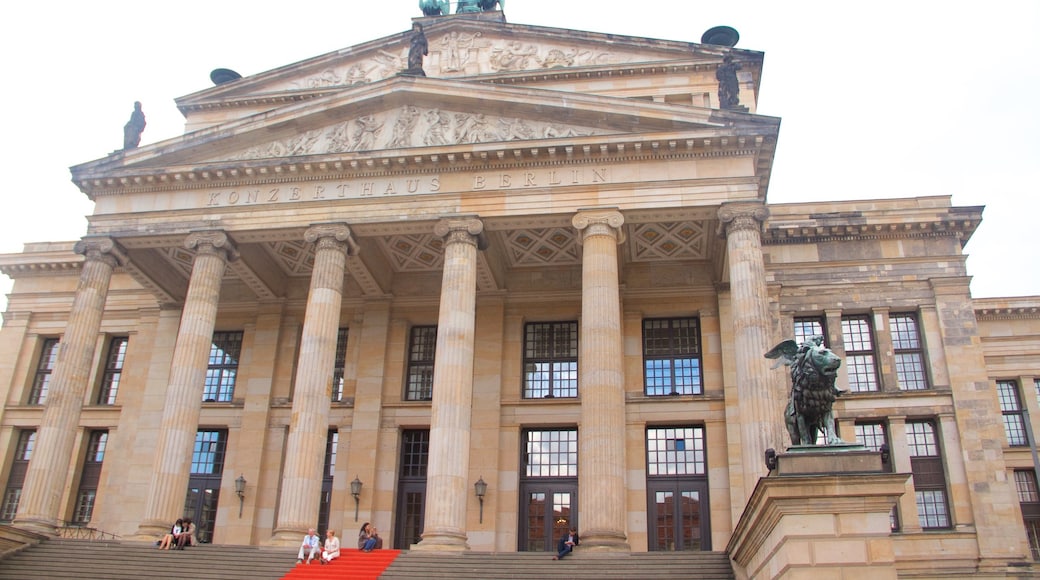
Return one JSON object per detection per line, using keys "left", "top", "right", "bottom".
{"left": 414, "top": 217, "right": 485, "bottom": 551}
{"left": 137, "top": 231, "right": 235, "bottom": 537}
{"left": 718, "top": 204, "right": 779, "bottom": 502}
{"left": 15, "top": 238, "right": 125, "bottom": 534}
{"left": 573, "top": 209, "right": 630, "bottom": 551}
{"left": 272, "top": 224, "right": 354, "bottom": 543}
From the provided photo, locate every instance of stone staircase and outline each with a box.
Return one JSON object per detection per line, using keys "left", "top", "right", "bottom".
{"left": 0, "top": 536, "right": 735, "bottom": 580}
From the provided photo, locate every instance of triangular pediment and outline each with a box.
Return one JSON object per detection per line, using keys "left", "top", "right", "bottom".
{"left": 176, "top": 16, "right": 761, "bottom": 113}
{"left": 75, "top": 76, "right": 777, "bottom": 180}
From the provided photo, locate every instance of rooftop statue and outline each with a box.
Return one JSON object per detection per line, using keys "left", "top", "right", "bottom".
{"left": 456, "top": 0, "right": 481, "bottom": 12}
{"left": 404, "top": 22, "right": 429, "bottom": 76}
{"left": 419, "top": 0, "right": 449, "bottom": 16}
{"left": 765, "top": 335, "right": 845, "bottom": 446}
{"left": 716, "top": 55, "right": 742, "bottom": 110}
{"left": 122, "top": 101, "right": 146, "bottom": 150}
{"left": 478, "top": 0, "right": 503, "bottom": 10}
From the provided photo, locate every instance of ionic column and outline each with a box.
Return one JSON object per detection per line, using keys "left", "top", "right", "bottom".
{"left": 14, "top": 237, "right": 126, "bottom": 534}
{"left": 136, "top": 231, "right": 237, "bottom": 537}
{"left": 717, "top": 204, "right": 781, "bottom": 502}
{"left": 272, "top": 224, "right": 356, "bottom": 543}
{"left": 573, "top": 209, "right": 630, "bottom": 552}
{"left": 413, "top": 217, "right": 486, "bottom": 551}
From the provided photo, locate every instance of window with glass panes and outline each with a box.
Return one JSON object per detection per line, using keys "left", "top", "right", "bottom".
{"left": 98, "top": 337, "right": 128, "bottom": 405}
{"left": 1, "top": 430, "right": 35, "bottom": 522}
{"left": 331, "top": 328, "right": 348, "bottom": 402}
{"left": 318, "top": 430, "right": 338, "bottom": 537}
{"left": 646, "top": 426, "right": 705, "bottom": 475}
{"left": 28, "top": 338, "right": 60, "bottom": 404}
{"left": 841, "top": 316, "right": 879, "bottom": 392}
{"left": 1015, "top": 470, "right": 1040, "bottom": 560}
{"left": 72, "top": 431, "right": 108, "bottom": 525}
{"left": 523, "top": 322, "right": 578, "bottom": 399}
{"left": 203, "top": 332, "right": 243, "bottom": 402}
{"left": 523, "top": 429, "right": 578, "bottom": 477}
{"left": 793, "top": 316, "right": 826, "bottom": 346}
{"left": 891, "top": 314, "right": 928, "bottom": 390}
{"left": 401, "top": 429, "right": 430, "bottom": 478}
{"left": 191, "top": 430, "right": 227, "bottom": 475}
{"left": 906, "top": 420, "right": 950, "bottom": 529}
{"left": 998, "top": 380, "right": 1028, "bottom": 446}
{"left": 405, "top": 326, "right": 437, "bottom": 401}
{"left": 855, "top": 421, "right": 898, "bottom": 530}
{"left": 643, "top": 318, "right": 702, "bottom": 396}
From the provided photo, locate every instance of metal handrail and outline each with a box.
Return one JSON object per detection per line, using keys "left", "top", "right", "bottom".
{"left": 56, "top": 522, "right": 120, "bottom": 541}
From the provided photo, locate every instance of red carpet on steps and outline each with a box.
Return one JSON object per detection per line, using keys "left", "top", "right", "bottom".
{"left": 280, "top": 549, "right": 401, "bottom": 580}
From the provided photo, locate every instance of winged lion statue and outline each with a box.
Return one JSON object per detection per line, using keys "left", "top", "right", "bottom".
{"left": 765, "top": 335, "right": 845, "bottom": 446}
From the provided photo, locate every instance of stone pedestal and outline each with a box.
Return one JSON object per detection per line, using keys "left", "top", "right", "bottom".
{"left": 728, "top": 450, "right": 908, "bottom": 580}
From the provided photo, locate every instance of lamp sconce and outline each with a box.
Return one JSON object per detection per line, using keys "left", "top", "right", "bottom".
{"left": 764, "top": 448, "right": 778, "bottom": 472}
{"left": 351, "top": 476, "right": 363, "bottom": 522}
{"left": 880, "top": 444, "right": 891, "bottom": 466}
{"left": 474, "top": 476, "right": 488, "bottom": 523}
{"left": 234, "top": 474, "right": 247, "bottom": 518}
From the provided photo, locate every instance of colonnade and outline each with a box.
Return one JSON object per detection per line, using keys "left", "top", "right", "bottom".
{"left": 13, "top": 205, "right": 773, "bottom": 549}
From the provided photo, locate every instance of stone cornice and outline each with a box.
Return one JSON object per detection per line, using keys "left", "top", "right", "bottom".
{"left": 975, "top": 305, "right": 1040, "bottom": 320}
{"left": 763, "top": 217, "right": 980, "bottom": 245}
{"left": 74, "top": 132, "right": 776, "bottom": 200}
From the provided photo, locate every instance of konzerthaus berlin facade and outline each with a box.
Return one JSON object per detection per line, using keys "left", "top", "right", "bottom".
{"left": 1, "top": 10, "right": 1038, "bottom": 578}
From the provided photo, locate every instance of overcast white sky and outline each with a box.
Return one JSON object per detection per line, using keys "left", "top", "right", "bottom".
{"left": 1, "top": 0, "right": 1037, "bottom": 313}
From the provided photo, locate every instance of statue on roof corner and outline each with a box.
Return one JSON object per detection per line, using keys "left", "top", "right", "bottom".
{"left": 419, "top": 0, "right": 449, "bottom": 16}
{"left": 456, "top": 0, "right": 502, "bottom": 13}
{"left": 716, "top": 55, "right": 743, "bottom": 111}
{"left": 765, "top": 335, "right": 847, "bottom": 446}
{"left": 122, "top": 101, "right": 146, "bottom": 150}
{"left": 403, "top": 22, "right": 429, "bottom": 76}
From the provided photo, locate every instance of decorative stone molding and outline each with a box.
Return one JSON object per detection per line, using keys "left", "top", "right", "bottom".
{"left": 184, "top": 230, "right": 239, "bottom": 263}
{"left": 717, "top": 204, "right": 768, "bottom": 237}
{"left": 304, "top": 223, "right": 359, "bottom": 255}
{"left": 572, "top": 209, "right": 625, "bottom": 244}
{"left": 73, "top": 236, "right": 128, "bottom": 269}
{"left": 434, "top": 216, "right": 488, "bottom": 250}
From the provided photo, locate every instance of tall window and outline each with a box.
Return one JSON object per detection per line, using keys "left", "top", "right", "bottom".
{"left": 97, "top": 337, "right": 129, "bottom": 405}
{"left": 793, "top": 316, "right": 826, "bottom": 346}
{"left": 906, "top": 420, "right": 950, "bottom": 529}
{"left": 72, "top": 431, "right": 108, "bottom": 525}
{"left": 397, "top": 429, "right": 431, "bottom": 549}
{"left": 523, "top": 322, "right": 578, "bottom": 399}
{"left": 405, "top": 326, "right": 437, "bottom": 401}
{"left": 1015, "top": 470, "right": 1040, "bottom": 560}
{"left": 1, "top": 430, "right": 36, "bottom": 522}
{"left": 203, "top": 331, "right": 243, "bottom": 402}
{"left": 523, "top": 429, "right": 578, "bottom": 477}
{"left": 841, "top": 316, "right": 879, "bottom": 392}
{"left": 28, "top": 338, "right": 60, "bottom": 404}
{"left": 318, "top": 430, "right": 338, "bottom": 536}
{"left": 643, "top": 318, "right": 702, "bottom": 396}
{"left": 891, "top": 314, "right": 928, "bottom": 390}
{"left": 191, "top": 430, "right": 227, "bottom": 475}
{"left": 331, "top": 328, "right": 348, "bottom": 402}
{"left": 998, "top": 380, "right": 1028, "bottom": 447}
{"left": 646, "top": 426, "right": 705, "bottom": 475}
{"left": 855, "top": 421, "right": 899, "bottom": 530}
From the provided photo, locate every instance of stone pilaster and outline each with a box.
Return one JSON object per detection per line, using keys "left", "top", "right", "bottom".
{"left": 14, "top": 237, "right": 126, "bottom": 534}
{"left": 572, "top": 209, "right": 629, "bottom": 552}
{"left": 413, "top": 217, "right": 486, "bottom": 552}
{"left": 717, "top": 203, "right": 782, "bottom": 503}
{"left": 136, "top": 231, "right": 236, "bottom": 538}
{"left": 272, "top": 224, "right": 356, "bottom": 543}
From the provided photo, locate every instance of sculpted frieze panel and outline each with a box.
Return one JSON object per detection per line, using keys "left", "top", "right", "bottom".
{"left": 224, "top": 107, "right": 603, "bottom": 161}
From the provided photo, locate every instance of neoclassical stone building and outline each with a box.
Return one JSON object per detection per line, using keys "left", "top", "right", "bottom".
{"left": 1, "top": 10, "right": 1037, "bottom": 578}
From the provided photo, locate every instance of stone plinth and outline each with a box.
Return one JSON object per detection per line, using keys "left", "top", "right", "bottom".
{"left": 729, "top": 452, "right": 908, "bottom": 580}
{"left": 775, "top": 444, "right": 882, "bottom": 476}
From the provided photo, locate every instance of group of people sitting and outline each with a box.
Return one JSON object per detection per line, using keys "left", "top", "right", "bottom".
{"left": 296, "top": 522, "right": 382, "bottom": 565}
{"left": 157, "top": 518, "right": 197, "bottom": 550}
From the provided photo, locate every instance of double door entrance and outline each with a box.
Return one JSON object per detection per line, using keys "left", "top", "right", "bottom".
{"left": 646, "top": 478, "right": 710, "bottom": 551}
{"left": 518, "top": 482, "right": 576, "bottom": 552}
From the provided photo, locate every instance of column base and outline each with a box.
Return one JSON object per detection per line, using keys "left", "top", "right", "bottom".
{"left": 577, "top": 530, "right": 630, "bottom": 553}
{"left": 133, "top": 519, "right": 172, "bottom": 542}
{"left": 12, "top": 516, "right": 57, "bottom": 537}
{"left": 270, "top": 526, "right": 308, "bottom": 547}
{"left": 410, "top": 530, "right": 470, "bottom": 552}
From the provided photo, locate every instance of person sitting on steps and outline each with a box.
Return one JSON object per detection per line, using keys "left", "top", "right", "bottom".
{"left": 297, "top": 528, "right": 321, "bottom": 564}
{"left": 552, "top": 527, "right": 579, "bottom": 560}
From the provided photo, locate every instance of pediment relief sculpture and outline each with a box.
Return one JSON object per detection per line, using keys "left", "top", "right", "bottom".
{"left": 225, "top": 106, "right": 602, "bottom": 161}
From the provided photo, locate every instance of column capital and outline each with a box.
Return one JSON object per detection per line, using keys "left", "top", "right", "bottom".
{"left": 717, "top": 203, "right": 769, "bottom": 237}
{"left": 572, "top": 208, "right": 625, "bottom": 244}
{"left": 184, "top": 230, "right": 239, "bottom": 262}
{"left": 73, "top": 236, "right": 127, "bottom": 269}
{"left": 305, "top": 223, "right": 359, "bottom": 255}
{"left": 434, "top": 216, "right": 488, "bottom": 250}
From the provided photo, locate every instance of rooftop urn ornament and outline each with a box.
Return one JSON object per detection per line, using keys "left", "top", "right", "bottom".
{"left": 700, "top": 25, "right": 739, "bottom": 47}
{"left": 210, "top": 68, "right": 242, "bottom": 85}
{"left": 765, "top": 335, "right": 846, "bottom": 446}
{"left": 122, "top": 101, "right": 146, "bottom": 150}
